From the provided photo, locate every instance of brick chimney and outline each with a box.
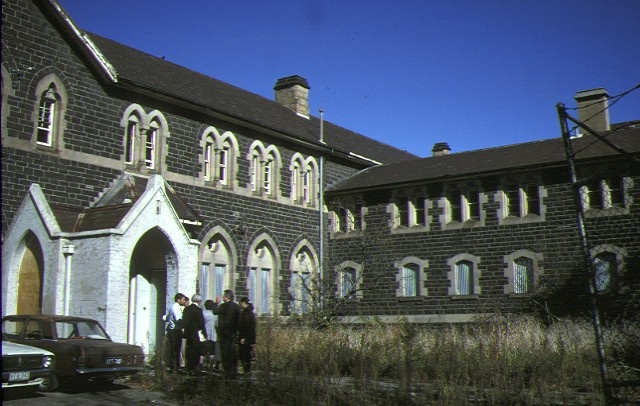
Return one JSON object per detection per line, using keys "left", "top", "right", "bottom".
{"left": 574, "top": 88, "right": 610, "bottom": 134}
{"left": 432, "top": 142, "right": 451, "bottom": 156}
{"left": 274, "top": 75, "right": 310, "bottom": 118}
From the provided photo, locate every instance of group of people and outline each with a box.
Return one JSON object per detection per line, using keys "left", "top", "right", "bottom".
{"left": 164, "top": 289, "right": 256, "bottom": 378}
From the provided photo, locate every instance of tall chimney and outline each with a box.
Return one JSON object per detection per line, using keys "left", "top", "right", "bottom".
{"left": 432, "top": 142, "right": 451, "bottom": 156}
{"left": 574, "top": 88, "right": 610, "bottom": 134}
{"left": 274, "top": 75, "right": 310, "bottom": 118}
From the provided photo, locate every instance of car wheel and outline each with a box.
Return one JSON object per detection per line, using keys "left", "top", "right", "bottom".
{"left": 39, "top": 373, "right": 59, "bottom": 392}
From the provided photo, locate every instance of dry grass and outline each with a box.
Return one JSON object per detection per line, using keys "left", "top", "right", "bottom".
{"left": 139, "top": 316, "right": 639, "bottom": 405}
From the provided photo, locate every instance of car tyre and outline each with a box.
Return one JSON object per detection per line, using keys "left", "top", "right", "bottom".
{"left": 39, "top": 373, "right": 59, "bottom": 392}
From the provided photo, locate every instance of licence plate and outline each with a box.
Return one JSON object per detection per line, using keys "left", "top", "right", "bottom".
{"left": 9, "top": 371, "right": 30, "bottom": 382}
{"left": 106, "top": 357, "right": 122, "bottom": 365}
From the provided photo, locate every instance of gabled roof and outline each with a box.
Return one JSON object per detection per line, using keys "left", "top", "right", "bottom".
{"left": 35, "top": 0, "right": 417, "bottom": 166}
{"left": 328, "top": 122, "right": 640, "bottom": 193}
{"left": 51, "top": 174, "right": 202, "bottom": 233}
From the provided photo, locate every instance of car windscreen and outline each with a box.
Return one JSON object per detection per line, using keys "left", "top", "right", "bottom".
{"left": 2, "top": 319, "right": 26, "bottom": 340}
{"left": 56, "top": 320, "right": 110, "bottom": 340}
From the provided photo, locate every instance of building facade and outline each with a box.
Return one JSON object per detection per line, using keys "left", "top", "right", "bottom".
{"left": 325, "top": 92, "right": 640, "bottom": 323}
{"left": 2, "top": 0, "right": 638, "bottom": 355}
{"left": 1, "top": 0, "right": 416, "bottom": 351}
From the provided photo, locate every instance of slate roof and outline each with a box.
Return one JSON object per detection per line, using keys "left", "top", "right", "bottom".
{"left": 86, "top": 33, "right": 417, "bottom": 166}
{"left": 50, "top": 174, "right": 202, "bottom": 233}
{"left": 328, "top": 122, "right": 640, "bottom": 193}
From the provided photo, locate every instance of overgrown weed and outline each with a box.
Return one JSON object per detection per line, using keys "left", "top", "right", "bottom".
{"left": 137, "top": 315, "right": 639, "bottom": 405}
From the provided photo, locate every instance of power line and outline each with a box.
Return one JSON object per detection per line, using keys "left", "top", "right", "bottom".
{"left": 567, "top": 83, "right": 640, "bottom": 134}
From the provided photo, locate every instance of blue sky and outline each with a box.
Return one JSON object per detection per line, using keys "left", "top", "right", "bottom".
{"left": 59, "top": 0, "right": 639, "bottom": 157}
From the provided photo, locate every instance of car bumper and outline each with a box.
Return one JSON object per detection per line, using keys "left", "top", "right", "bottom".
{"left": 2, "top": 369, "right": 52, "bottom": 389}
{"left": 76, "top": 366, "right": 144, "bottom": 376}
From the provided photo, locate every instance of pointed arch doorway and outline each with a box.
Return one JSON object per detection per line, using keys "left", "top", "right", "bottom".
{"left": 16, "top": 232, "right": 44, "bottom": 314}
{"left": 128, "top": 228, "right": 175, "bottom": 354}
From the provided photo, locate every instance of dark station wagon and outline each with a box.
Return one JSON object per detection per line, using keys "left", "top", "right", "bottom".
{"left": 2, "top": 314, "right": 145, "bottom": 391}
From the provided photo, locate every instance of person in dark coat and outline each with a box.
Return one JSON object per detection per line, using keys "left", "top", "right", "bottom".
{"left": 182, "top": 294, "right": 206, "bottom": 372}
{"left": 238, "top": 297, "right": 257, "bottom": 375}
{"left": 212, "top": 289, "right": 241, "bottom": 379}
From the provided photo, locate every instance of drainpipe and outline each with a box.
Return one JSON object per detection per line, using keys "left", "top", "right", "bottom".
{"left": 62, "top": 244, "right": 75, "bottom": 315}
{"left": 318, "top": 108, "right": 325, "bottom": 310}
{"left": 128, "top": 276, "right": 137, "bottom": 345}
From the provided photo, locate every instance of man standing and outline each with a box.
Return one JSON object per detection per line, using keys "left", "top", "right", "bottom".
{"left": 238, "top": 297, "right": 257, "bottom": 375}
{"left": 213, "top": 290, "right": 241, "bottom": 379}
{"left": 164, "top": 292, "right": 187, "bottom": 372}
{"left": 182, "top": 294, "right": 206, "bottom": 373}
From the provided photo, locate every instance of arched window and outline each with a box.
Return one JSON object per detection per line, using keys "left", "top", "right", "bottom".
{"left": 503, "top": 250, "right": 543, "bottom": 295}
{"left": 248, "top": 142, "right": 281, "bottom": 198}
{"left": 202, "top": 128, "right": 238, "bottom": 188}
{"left": 290, "top": 154, "right": 318, "bottom": 206}
{"left": 248, "top": 236, "right": 280, "bottom": 315}
{"left": 120, "top": 106, "right": 168, "bottom": 173}
{"left": 395, "top": 257, "right": 428, "bottom": 297}
{"left": 32, "top": 75, "right": 67, "bottom": 150}
{"left": 335, "top": 261, "right": 362, "bottom": 299}
{"left": 289, "top": 242, "right": 319, "bottom": 314}
{"left": 589, "top": 245, "right": 625, "bottom": 294}
{"left": 593, "top": 252, "right": 617, "bottom": 293}
{"left": 200, "top": 231, "right": 236, "bottom": 302}
{"left": 124, "top": 115, "right": 140, "bottom": 165}
{"left": 144, "top": 119, "right": 160, "bottom": 169}
{"left": 447, "top": 254, "right": 481, "bottom": 296}
{"left": 513, "top": 257, "right": 534, "bottom": 293}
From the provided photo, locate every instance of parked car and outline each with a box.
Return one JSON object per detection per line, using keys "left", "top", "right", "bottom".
{"left": 2, "top": 338, "right": 55, "bottom": 394}
{"left": 2, "top": 314, "right": 145, "bottom": 391}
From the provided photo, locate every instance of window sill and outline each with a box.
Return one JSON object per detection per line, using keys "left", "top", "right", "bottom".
{"left": 390, "top": 225, "right": 428, "bottom": 235}
{"left": 585, "top": 207, "right": 629, "bottom": 217}
{"left": 499, "top": 214, "right": 543, "bottom": 226}
{"left": 506, "top": 293, "right": 532, "bottom": 298}
{"left": 330, "top": 230, "right": 362, "bottom": 239}
{"left": 397, "top": 296, "right": 424, "bottom": 303}
{"left": 442, "top": 219, "right": 483, "bottom": 231}
{"left": 450, "top": 294, "right": 479, "bottom": 300}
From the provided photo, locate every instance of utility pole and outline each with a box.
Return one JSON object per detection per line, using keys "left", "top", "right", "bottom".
{"left": 556, "top": 102, "right": 612, "bottom": 404}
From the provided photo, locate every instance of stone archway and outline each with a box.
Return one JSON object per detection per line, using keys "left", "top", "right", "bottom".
{"left": 16, "top": 232, "right": 44, "bottom": 315}
{"left": 128, "top": 228, "right": 175, "bottom": 354}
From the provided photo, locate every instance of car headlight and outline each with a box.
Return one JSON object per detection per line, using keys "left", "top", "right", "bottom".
{"left": 43, "top": 355, "right": 55, "bottom": 368}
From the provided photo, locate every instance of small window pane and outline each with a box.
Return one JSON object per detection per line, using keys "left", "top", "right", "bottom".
{"left": 342, "top": 268, "right": 356, "bottom": 298}
{"left": 449, "top": 193, "right": 461, "bottom": 222}
{"left": 513, "top": 257, "right": 534, "bottom": 293}
{"left": 594, "top": 253, "right": 615, "bottom": 292}
{"left": 219, "top": 148, "right": 228, "bottom": 185}
{"left": 398, "top": 198, "right": 409, "bottom": 227}
{"left": 414, "top": 196, "right": 425, "bottom": 225}
{"left": 468, "top": 190, "right": 480, "bottom": 220}
{"left": 586, "top": 180, "right": 603, "bottom": 209}
{"left": 455, "top": 260, "right": 472, "bottom": 295}
{"left": 506, "top": 185, "right": 520, "bottom": 217}
{"left": 525, "top": 183, "right": 540, "bottom": 215}
{"left": 214, "top": 264, "right": 225, "bottom": 299}
{"left": 607, "top": 178, "right": 624, "bottom": 208}
{"left": 402, "top": 264, "right": 419, "bottom": 297}
{"left": 145, "top": 129, "right": 156, "bottom": 168}
{"left": 37, "top": 98, "right": 54, "bottom": 146}
{"left": 125, "top": 121, "right": 136, "bottom": 164}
